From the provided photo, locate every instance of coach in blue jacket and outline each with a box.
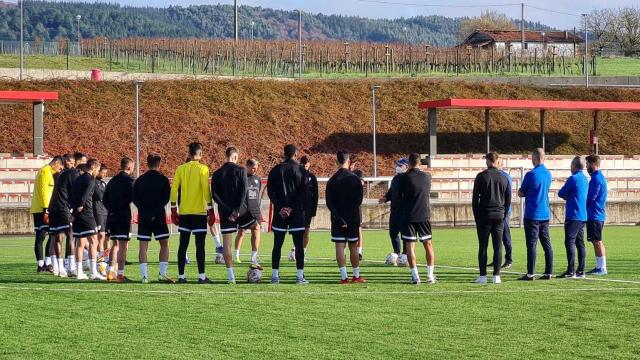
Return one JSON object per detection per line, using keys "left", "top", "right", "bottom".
{"left": 558, "top": 156, "right": 588, "bottom": 278}
{"left": 585, "top": 155, "right": 608, "bottom": 276}
{"left": 518, "top": 148, "right": 553, "bottom": 280}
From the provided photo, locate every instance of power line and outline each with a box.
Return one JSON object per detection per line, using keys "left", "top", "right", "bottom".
{"left": 355, "top": 0, "right": 520, "bottom": 9}
{"left": 525, "top": 4, "right": 581, "bottom": 18}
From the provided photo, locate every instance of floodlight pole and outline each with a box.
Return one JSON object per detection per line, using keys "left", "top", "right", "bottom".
{"left": 135, "top": 80, "right": 144, "bottom": 178}
{"left": 371, "top": 86, "right": 381, "bottom": 177}
{"left": 19, "top": 0, "right": 24, "bottom": 81}
{"left": 76, "top": 15, "right": 82, "bottom": 56}
{"left": 582, "top": 13, "right": 589, "bottom": 88}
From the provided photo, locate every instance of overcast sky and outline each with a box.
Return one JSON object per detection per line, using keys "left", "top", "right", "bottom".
{"left": 49, "top": 1, "right": 638, "bottom": 29}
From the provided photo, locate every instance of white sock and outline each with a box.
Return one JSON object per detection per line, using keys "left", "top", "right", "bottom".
{"left": 357, "top": 247, "right": 362, "bottom": 255}
{"left": 410, "top": 267, "right": 420, "bottom": 281}
{"left": 303, "top": 247, "right": 307, "bottom": 254}
{"left": 64, "top": 258, "right": 69, "bottom": 271}
{"left": 45, "top": 256, "right": 52, "bottom": 266}
{"left": 159, "top": 262, "right": 168, "bottom": 276}
{"left": 234, "top": 249, "right": 240, "bottom": 259}
{"left": 272, "top": 269, "right": 279, "bottom": 278}
{"left": 37, "top": 260, "right": 44, "bottom": 267}
{"left": 58, "top": 258, "right": 65, "bottom": 272}
{"left": 214, "top": 236, "right": 222, "bottom": 248}
{"left": 339, "top": 266, "right": 348, "bottom": 280}
{"left": 90, "top": 259, "right": 98, "bottom": 275}
{"left": 52, "top": 256, "right": 58, "bottom": 272}
{"left": 596, "top": 256, "right": 602, "bottom": 269}
{"left": 226, "top": 267, "right": 235, "bottom": 280}
{"left": 178, "top": 274, "right": 185, "bottom": 280}
{"left": 117, "top": 269, "right": 124, "bottom": 276}
{"left": 199, "top": 273, "right": 206, "bottom": 281}
{"left": 83, "top": 259, "right": 90, "bottom": 270}
{"left": 140, "top": 263, "right": 148, "bottom": 278}
{"left": 296, "top": 269, "right": 304, "bottom": 279}
{"left": 601, "top": 257, "right": 607, "bottom": 271}
{"left": 69, "top": 256, "right": 76, "bottom": 271}
{"left": 427, "top": 265, "right": 435, "bottom": 278}
{"left": 251, "top": 251, "right": 258, "bottom": 263}
{"left": 353, "top": 267, "right": 361, "bottom": 278}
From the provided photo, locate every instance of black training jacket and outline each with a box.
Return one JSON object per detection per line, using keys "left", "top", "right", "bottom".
{"left": 211, "top": 162, "right": 248, "bottom": 216}
{"left": 49, "top": 168, "right": 80, "bottom": 212}
{"left": 304, "top": 169, "right": 319, "bottom": 217}
{"left": 383, "top": 174, "right": 403, "bottom": 217}
{"left": 93, "top": 178, "right": 108, "bottom": 217}
{"left": 267, "top": 159, "right": 308, "bottom": 212}
{"left": 472, "top": 167, "right": 511, "bottom": 221}
{"left": 71, "top": 173, "right": 96, "bottom": 212}
{"left": 326, "top": 168, "right": 364, "bottom": 225}
{"left": 245, "top": 174, "right": 262, "bottom": 217}
{"left": 103, "top": 171, "right": 134, "bottom": 217}
{"left": 133, "top": 170, "right": 171, "bottom": 218}
{"left": 398, "top": 168, "right": 432, "bottom": 222}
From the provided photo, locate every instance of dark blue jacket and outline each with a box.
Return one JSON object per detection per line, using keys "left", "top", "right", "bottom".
{"left": 558, "top": 170, "right": 588, "bottom": 221}
{"left": 587, "top": 170, "right": 607, "bottom": 221}
{"left": 519, "top": 164, "right": 552, "bottom": 221}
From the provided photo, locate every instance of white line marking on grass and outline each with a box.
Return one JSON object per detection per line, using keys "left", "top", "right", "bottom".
{"left": 307, "top": 257, "right": 640, "bottom": 285}
{"left": 0, "top": 285, "right": 639, "bottom": 296}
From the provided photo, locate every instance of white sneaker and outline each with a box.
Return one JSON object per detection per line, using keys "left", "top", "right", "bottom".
{"left": 69, "top": 269, "right": 77, "bottom": 277}
{"left": 53, "top": 269, "right": 60, "bottom": 276}
{"left": 77, "top": 272, "right": 89, "bottom": 280}
{"left": 58, "top": 270, "right": 68, "bottom": 278}
{"left": 493, "top": 275, "right": 502, "bottom": 284}
{"left": 426, "top": 276, "right": 437, "bottom": 284}
{"left": 287, "top": 251, "right": 296, "bottom": 261}
{"left": 476, "top": 275, "right": 488, "bottom": 284}
{"left": 90, "top": 273, "right": 106, "bottom": 281}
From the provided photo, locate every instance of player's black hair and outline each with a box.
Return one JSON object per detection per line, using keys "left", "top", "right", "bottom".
{"left": 246, "top": 158, "right": 259, "bottom": 167}
{"left": 485, "top": 152, "right": 499, "bottom": 165}
{"left": 62, "top": 153, "right": 74, "bottom": 162}
{"left": 147, "top": 154, "right": 162, "bottom": 169}
{"left": 188, "top": 142, "right": 203, "bottom": 157}
{"left": 99, "top": 164, "right": 108, "bottom": 171}
{"left": 300, "top": 155, "right": 310, "bottom": 165}
{"left": 408, "top": 153, "right": 420, "bottom": 167}
{"left": 120, "top": 157, "right": 134, "bottom": 171}
{"left": 284, "top": 144, "right": 297, "bottom": 159}
{"left": 586, "top": 154, "right": 600, "bottom": 167}
{"left": 86, "top": 158, "right": 100, "bottom": 170}
{"left": 50, "top": 156, "right": 63, "bottom": 165}
{"left": 337, "top": 150, "right": 350, "bottom": 165}
{"left": 73, "top": 152, "right": 87, "bottom": 162}
{"left": 225, "top": 146, "right": 239, "bottom": 158}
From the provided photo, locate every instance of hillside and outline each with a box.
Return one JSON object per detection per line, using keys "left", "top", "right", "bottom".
{"left": 1, "top": 79, "right": 639, "bottom": 176}
{"left": 0, "top": 1, "right": 551, "bottom": 46}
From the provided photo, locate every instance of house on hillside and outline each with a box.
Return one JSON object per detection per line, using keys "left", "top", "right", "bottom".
{"left": 462, "top": 30, "right": 583, "bottom": 56}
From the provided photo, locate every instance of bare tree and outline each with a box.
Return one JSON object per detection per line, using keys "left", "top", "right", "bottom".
{"left": 458, "top": 10, "right": 516, "bottom": 42}
{"left": 613, "top": 7, "right": 640, "bottom": 56}
{"left": 588, "top": 9, "right": 616, "bottom": 55}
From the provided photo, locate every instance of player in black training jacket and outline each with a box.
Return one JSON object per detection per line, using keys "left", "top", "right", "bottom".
{"left": 93, "top": 165, "right": 109, "bottom": 265}
{"left": 267, "top": 144, "right": 309, "bottom": 285}
{"left": 288, "top": 155, "right": 318, "bottom": 262}
{"left": 326, "top": 151, "right": 365, "bottom": 284}
{"left": 71, "top": 159, "right": 103, "bottom": 280}
{"left": 379, "top": 158, "right": 409, "bottom": 265}
{"left": 211, "top": 147, "right": 248, "bottom": 284}
{"left": 48, "top": 153, "right": 83, "bottom": 276}
{"left": 104, "top": 157, "right": 135, "bottom": 282}
{"left": 399, "top": 153, "right": 436, "bottom": 285}
{"left": 234, "top": 158, "right": 264, "bottom": 267}
{"left": 133, "top": 154, "right": 173, "bottom": 284}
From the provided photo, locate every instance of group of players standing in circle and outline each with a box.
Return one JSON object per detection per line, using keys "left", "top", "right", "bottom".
{"left": 29, "top": 143, "right": 608, "bottom": 285}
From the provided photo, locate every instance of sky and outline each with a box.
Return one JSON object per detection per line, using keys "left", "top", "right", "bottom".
{"left": 47, "top": 0, "right": 638, "bottom": 29}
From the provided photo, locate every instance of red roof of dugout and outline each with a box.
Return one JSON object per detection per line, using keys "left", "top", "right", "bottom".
{"left": 0, "top": 90, "right": 59, "bottom": 103}
{"left": 418, "top": 98, "right": 640, "bottom": 112}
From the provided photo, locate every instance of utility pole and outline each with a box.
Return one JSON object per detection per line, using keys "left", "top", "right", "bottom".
{"left": 582, "top": 13, "right": 589, "bottom": 88}
{"left": 521, "top": 3, "right": 525, "bottom": 57}
{"left": 233, "top": 0, "right": 238, "bottom": 76}
{"left": 251, "top": 21, "right": 255, "bottom": 42}
{"left": 19, "top": 0, "right": 23, "bottom": 81}
{"left": 298, "top": 9, "right": 303, "bottom": 80}
{"left": 371, "top": 86, "right": 381, "bottom": 177}
{"left": 76, "top": 15, "right": 82, "bottom": 56}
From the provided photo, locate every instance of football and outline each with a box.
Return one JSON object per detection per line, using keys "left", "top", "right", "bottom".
{"left": 385, "top": 253, "right": 399, "bottom": 266}
{"left": 215, "top": 253, "right": 225, "bottom": 264}
{"left": 397, "top": 254, "right": 408, "bottom": 267}
{"left": 247, "top": 268, "right": 263, "bottom": 283}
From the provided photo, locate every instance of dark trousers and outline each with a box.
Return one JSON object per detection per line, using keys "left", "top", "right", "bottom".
{"left": 177, "top": 231, "right": 206, "bottom": 276}
{"left": 64, "top": 229, "right": 72, "bottom": 257}
{"left": 564, "top": 220, "right": 586, "bottom": 274}
{"left": 524, "top": 220, "right": 553, "bottom": 276}
{"left": 272, "top": 231, "right": 304, "bottom": 270}
{"left": 476, "top": 218, "right": 504, "bottom": 276}
{"left": 502, "top": 216, "right": 512, "bottom": 263}
{"left": 389, "top": 217, "right": 407, "bottom": 255}
{"left": 34, "top": 229, "right": 47, "bottom": 262}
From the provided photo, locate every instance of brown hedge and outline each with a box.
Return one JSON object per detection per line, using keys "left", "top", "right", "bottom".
{"left": 1, "top": 79, "right": 639, "bottom": 177}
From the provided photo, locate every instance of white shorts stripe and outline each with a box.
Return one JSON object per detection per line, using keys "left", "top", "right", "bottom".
{"left": 288, "top": 227, "right": 306, "bottom": 232}
{"left": 220, "top": 228, "right": 238, "bottom": 232}
{"left": 34, "top": 225, "right": 49, "bottom": 231}
{"left": 137, "top": 234, "right": 152, "bottom": 240}
{"left": 155, "top": 233, "right": 170, "bottom": 239}
{"left": 331, "top": 237, "right": 346, "bottom": 241}
{"left": 191, "top": 229, "right": 208, "bottom": 233}
{"left": 73, "top": 230, "right": 96, "bottom": 237}
{"left": 347, "top": 237, "right": 360, "bottom": 242}
{"left": 402, "top": 235, "right": 417, "bottom": 240}
{"left": 420, "top": 235, "right": 432, "bottom": 240}
{"left": 271, "top": 226, "right": 288, "bottom": 232}
{"left": 239, "top": 220, "right": 256, "bottom": 228}
{"left": 49, "top": 225, "right": 70, "bottom": 231}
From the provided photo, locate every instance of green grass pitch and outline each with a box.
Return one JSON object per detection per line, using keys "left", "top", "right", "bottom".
{"left": 1, "top": 226, "right": 639, "bottom": 359}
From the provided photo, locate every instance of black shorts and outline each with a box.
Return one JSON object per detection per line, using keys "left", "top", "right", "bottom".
{"left": 271, "top": 208, "right": 305, "bottom": 233}
{"left": 72, "top": 211, "right": 97, "bottom": 238}
{"left": 48, "top": 209, "right": 72, "bottom": 234}
{"left": 107, "top": 214, "right": 132, "bottom": 240}
{"left": 32, "top": 212, "right": 48, "bottom": 232}
{"left": 304, "top": 213, "right": 314, "bottom": 228}
{"left": 137, "top": 213, "right": 170, "bottom": 241}
{"left": 330, "top": 220, "right": 360, "bottom": 243}
{"left": 95, "top": 213, "right": 108, "bottom": 233}
{"left": 587, "top": 220, "right": 604, "bottom": 242}
{"left": 238, "top": 213, "right": 259, "bottom": 230}
{"left": 177, "top": 214, "right": 207, "bottom": 234}
{"left": 402, "top": 221, "right": 432, "bottom": 242}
